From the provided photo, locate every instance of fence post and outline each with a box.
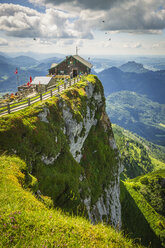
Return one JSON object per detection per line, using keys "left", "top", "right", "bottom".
{"left": 69, "top": 80, "right": 71, "bottom": 86}
{"left": 28, "top": 98, "right": 30, "bottom": 106}
{"left": 50, "top": 90, "right": 53, "bottom": 97}
{"left": 64, "top": 83, "right": 66, "bottom": 89}
{"left": 58, "top": 86, "right": 60, "bottom": 92}
{"left": 40, "top": 93, "right": 42, "bottom": 101}
{"left": 7, "top": 103, "right": 10, "bottom": 114}
{"left": 74, "top": 78, "right": 75, "bottom": 84}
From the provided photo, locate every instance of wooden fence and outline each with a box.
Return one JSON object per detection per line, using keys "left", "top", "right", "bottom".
{"left": 0, "top": 77, "right": 80, "bottom": 117}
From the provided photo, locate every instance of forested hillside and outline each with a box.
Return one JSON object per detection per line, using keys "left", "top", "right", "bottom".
{"left": 112, "top": 124, "right": 165, "bottom": 247}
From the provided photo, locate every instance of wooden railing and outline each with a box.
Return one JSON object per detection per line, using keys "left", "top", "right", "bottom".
{"left": 0, "top": 77, "right": 80, "bottom": 117}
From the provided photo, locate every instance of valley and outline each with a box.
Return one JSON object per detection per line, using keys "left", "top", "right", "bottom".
{"left": 106, "top": 91, "right": 165, "bottom": 146}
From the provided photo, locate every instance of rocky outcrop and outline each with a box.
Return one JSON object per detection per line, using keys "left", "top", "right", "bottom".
{"left": 0, "top": 75, "right": 122, "bottom": 229}
{"left": 58, "top": 78, "right": 123, "bottom": 228}
{"left": 61, "top": 82, "right": 102, "bottom": 163}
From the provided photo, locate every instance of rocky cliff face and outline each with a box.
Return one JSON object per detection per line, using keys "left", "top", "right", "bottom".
{"left": 0, "top": 75, "right": 122, "bottom": 228}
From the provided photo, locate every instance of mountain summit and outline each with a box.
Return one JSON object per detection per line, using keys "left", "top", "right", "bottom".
{"left": 119, "top": 61, "right": 149, "bottom": 73}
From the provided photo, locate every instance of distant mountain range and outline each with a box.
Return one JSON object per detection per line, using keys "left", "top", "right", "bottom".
{"left": 0, "top": 54, "right": 165, "bottom": 98}
{"left": 0, "top": 54, "right": 165, "bottom": 148}
{"left": 0, "top": 51, "right": 64, "bottom": 60}
{"left": 106, "top": 91, "right": 165, "bottom": 146}
{"left": 9, "top": 56, "right": 39, "bottom": 68}
{"left": 98, "top": 64, "right": 165, "bottom": 104}
{"left": 0, "top": 55, "right": 60, "bottom": 92}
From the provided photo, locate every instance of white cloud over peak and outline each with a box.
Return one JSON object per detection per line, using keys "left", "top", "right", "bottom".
{"left": 0, "top": 3, "right": 93, "bottom": 39}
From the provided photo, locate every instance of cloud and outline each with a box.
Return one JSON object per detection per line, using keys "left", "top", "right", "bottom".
{"left": 152, "top": 41, "right": 165, "bottom": 48}
{"left": 123, "top": 42, "right": 142, "bottom": 48}
{"left": 30, "top": 0, "right": 165, "bottom": 34}
{"left": 0, "top": 37, "right": 8, "bottom": 46}
{"left": 0, "top": 3, "right": 93, "bottom": 39}
{"left": 100, "top": 1, "right": 165, "bottom": 33}
{"left": 1, "top": 0, "right": 165, "bottom": 45}
{"left": 99, "top": 41, "right": 112, "bottom": 48}
{"left": 133, "top": 43, "right": 142, "bottom": 48}
{"left": 55, "top": 38, "right": 84, "bottom": 48}
{"left": 29, "top": 0, "right": 132, "bottom": 11}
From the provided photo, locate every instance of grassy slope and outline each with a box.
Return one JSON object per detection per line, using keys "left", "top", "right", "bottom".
{"left": 120, "top": 170, "right": 165, "bottom": 248}
{"left": 0, "top": 156, "right": 141, "bottom": 247}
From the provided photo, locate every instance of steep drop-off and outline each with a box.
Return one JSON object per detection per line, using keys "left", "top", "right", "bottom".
{"left": 112, "top": 125, "right": 165, "bottom": 247}
{"left": 120, "top": 171, "right": 165, "bottom": 248}
{"left": 0, "top": 75, "right": 122, "bottom": 227}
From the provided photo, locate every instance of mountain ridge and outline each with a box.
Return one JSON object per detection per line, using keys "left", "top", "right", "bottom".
{"left": 98, "top": 67, "right": 165, "bottom": 103}
{"left": 119, "top": 61, "right": 149, "bottom": 73}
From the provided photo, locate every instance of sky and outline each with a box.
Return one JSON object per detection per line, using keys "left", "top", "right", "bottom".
{"left": 0, "top": 0, "right": 165, "bottom": 57}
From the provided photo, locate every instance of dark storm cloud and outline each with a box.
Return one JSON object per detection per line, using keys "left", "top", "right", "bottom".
{"left": 30, "top": 0, "right": 132, "bottom": 11}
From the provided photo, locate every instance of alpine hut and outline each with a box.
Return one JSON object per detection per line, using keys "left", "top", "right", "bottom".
{"left": 48, "top": 55, "right": 93, "bottom": 77}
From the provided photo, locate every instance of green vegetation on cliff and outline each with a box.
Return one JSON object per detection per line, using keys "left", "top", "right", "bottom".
{"left": 0, "top": 155, "right": 140, "bottom": 248}
{"left": 80, "top": 120, "right": 118, "bottom": 207}
{"left": 0, "top": 75, "right": 118, "bottom": 215}
{"left": 0, "top": 96, "right": 81, "bottom": 212}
